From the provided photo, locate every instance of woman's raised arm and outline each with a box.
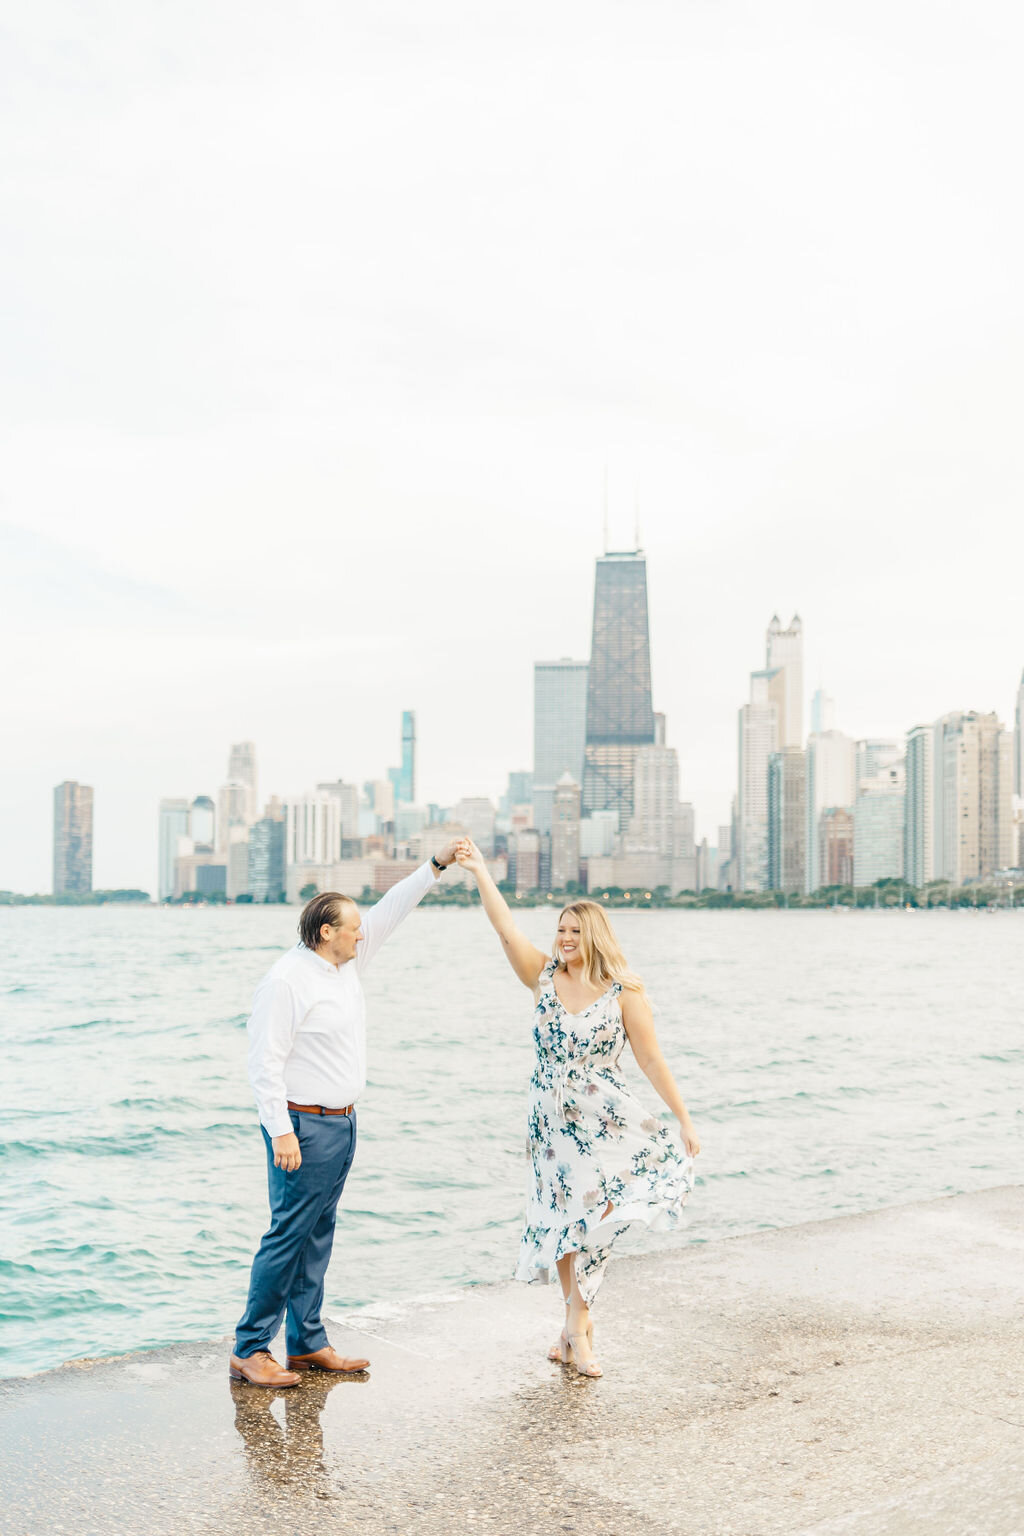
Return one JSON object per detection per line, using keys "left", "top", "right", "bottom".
{"left": 455, "top": 840, "right": 549, "bottom": 988}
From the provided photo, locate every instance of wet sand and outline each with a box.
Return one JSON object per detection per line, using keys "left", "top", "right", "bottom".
{"left": 2, "top": 1185, "right": 1022, "bottom": 1535}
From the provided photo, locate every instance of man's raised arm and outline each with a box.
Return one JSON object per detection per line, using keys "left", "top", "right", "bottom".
{"left": 356, "top": 839, "right": 460, "bottom": 971}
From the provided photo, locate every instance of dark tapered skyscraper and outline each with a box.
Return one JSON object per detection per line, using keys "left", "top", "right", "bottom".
{"left": 582, "top": 550, "right": 656, "bottom": 828}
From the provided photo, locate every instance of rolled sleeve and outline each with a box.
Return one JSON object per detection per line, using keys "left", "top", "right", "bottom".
{"left": 356, "top": 862, "right": 436, "bottom": 972}
{"left": 247, "top": 976, "right": 299, "bottom": 1137}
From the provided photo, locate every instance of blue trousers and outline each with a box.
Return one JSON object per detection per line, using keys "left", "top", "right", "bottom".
{"left": 235, "top": 1109, "right": 357, "bottom": 1360}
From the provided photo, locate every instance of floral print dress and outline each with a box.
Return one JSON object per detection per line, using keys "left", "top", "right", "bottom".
{"left": 516, "top": 959, "right": 694, "bottom": 1304}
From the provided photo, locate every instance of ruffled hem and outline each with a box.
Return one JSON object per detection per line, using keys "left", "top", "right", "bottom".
{"left": 515, "top": 1167, "right": 693, "bottom": 1305}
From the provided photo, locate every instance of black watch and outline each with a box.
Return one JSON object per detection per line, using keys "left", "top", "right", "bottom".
{"left": 431, "top": 855, "right": 448, "bottom": 872}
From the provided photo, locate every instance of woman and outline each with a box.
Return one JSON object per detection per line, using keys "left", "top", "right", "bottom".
{"left": 454, "top": 839, "right": 700, "bottom": 1378}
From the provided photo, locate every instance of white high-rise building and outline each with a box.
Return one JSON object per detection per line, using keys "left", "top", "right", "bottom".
{"left": 904, "top": 725, "right": 934, "bottom": 889}
{"left": 804, "top": 730, "right": 855, "bottom": 893}
{"left": 286, "top": 794, "right": 342, "bottom": 867}
{"left": 854, "top": 762, "right": 905, "bottom": 887}
{"left": 227, "top": 742, "right": 259, "bottom": 824}
{"left": 766, "top": 614, "right": 803, "bottom": 748}
{"left": 630, "top": 745, "right": 681, "bottom": 856}
{"left": 158, "top": 798, "right": 190, "bottom": 901}
{"left": 933, "top": 712, "right": 1014, "bottom": 884}
{"left": 533, "top": 659, "right": 588, "bottom": 835}
{"left": 737, "top": 669, "right": 779, "bottom": 890}
{"left": 550, "top": 773, "right": 581, "bottom": 890}
{"left": 1015, "top": 672, "right": 1024, "bottom": 798}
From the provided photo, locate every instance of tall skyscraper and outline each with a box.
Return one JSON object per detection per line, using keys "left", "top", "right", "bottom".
{"left": 904, "top": 725, "right": 934, "bottom": 888}
{"left": 582, "top": 551, "right": 656, "bottom": 828}
{"left": 737, "top": 669, "right": 779, "bottom": 890}
{"left": 249, "top": 817, "right": 286, "bottom": 901}
{"left": 53, "top": 781, "right": 94, "bottom": 896}
{"left": 856, "top": 739, "right": 902, "bottom": 784}
{"left": 933, "top": 712, "right": 1014, "bottom": 884}
{"left": 1015, "top": 672, "right": 1024, "bottom": 798}
{"left": 158, "top": 798, "right": 190, "bottom": 901}
{"left": 533, "top": 659, "right": 588, "bottom": 833}
{"left": 227, "top": 742, "right": 259, "bottom": 823}
{"left": 766, "top": 615, "right": 804, "bottom": 748}
{"left": 767, "top": 747, "right": 806, "bottom": 893}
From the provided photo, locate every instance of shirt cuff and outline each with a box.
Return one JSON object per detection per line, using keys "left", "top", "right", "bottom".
{"left": 261, "top": 1108, "right": 295, "bottom": 1139}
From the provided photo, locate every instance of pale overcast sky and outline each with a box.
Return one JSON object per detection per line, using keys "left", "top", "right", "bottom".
{"left": 2, "top": 1, "right": 1022, "bottom": 893}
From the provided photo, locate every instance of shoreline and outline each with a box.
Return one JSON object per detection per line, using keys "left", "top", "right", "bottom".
{"left": 0, "top": 1177, "right": 1003, "bottom": 1387}
{"left": 3, "top": 1185, "right": 1022, "bottom": 1535}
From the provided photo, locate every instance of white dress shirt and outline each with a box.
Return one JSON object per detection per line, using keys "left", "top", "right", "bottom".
{"left": 247, "top": 862, "right": 438, "bottom": 1137}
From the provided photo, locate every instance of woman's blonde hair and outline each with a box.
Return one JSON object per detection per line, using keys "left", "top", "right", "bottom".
{"left": 553, "top": 901, "right": 646, "bottom": 998}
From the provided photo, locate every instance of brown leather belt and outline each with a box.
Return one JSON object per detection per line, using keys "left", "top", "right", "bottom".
{"left": 287, "top": 1101, "right": 354, "bottom": 1116}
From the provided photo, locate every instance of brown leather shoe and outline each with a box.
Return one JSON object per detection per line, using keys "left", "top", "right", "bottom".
{"left": 286, "top": 1344, "right": 370, "bottom": 1373}
{"left": 229, "top": 1350, "right": 301, "bottom": 1387}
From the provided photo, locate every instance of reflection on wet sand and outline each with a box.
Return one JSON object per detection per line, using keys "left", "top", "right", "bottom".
{"left": 230, "top": 1371, "right": 369, "bottom": 1495}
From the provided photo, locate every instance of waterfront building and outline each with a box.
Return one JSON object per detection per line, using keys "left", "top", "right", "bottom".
{"left": 579, "top": 811, "right": 617, "bottom": 859}
{"left": 190, "top": 795, "right": 215, "bottom": 851}
{"left": 630, "top": 745, "right": 681, "bottom": 856}
{"left": 1015, "top": 672, "right": 1024, "bottom": 798}
{"left": 904, "top": 725, "right": 934, "bottom": 888}
{"left": 533, "top": 659, "right": 588, "bottom": 834}
{"left": 512, "top": 827, "right": 542, "bottom": 893}
{"left": 696, "top": 838, "right": 718, "bottom": 892}
{"left": 737, "top": 669, "right": 779, "bottom": 890}
{"left": 933, "top": 711, "right": 1014, "bottom": 884}
{"left": 226, "top": 826, "right": 250, "bottom": 900}
{"left": 855, "top": 739, "right": 902, "bottom": 784}
{"left": 173, "top": 849, "right": 226, "bottom": 899}
{"left": 316, "top": 781, "right": 360, "bottom": 841}
{"left": 550, "top": 773, "right": 582, "bottom": 889}
{"left": 501, "top": 770, "right": 534, "bottom": 817}
{"left": 716, "top": 823, "right": 733, "bottom": 890}
{"left": 767, "top": 747, "right": 807, "bottom": 893}
{"left": 582, "top": 551, "right": 656, "bottom": 829}
{"left": 286, "top": 794, "right": 342, "bottom": 867}
{"left": 227, "top": 741, "right": 259, "bottom": 823}
{"left": 804, "top": 730, "right": 855, "bottom": 892}
{"left": 766, "top": 615, "right": 803, "bottom": 747}
{"left": 395, "top": 803, "right": 428, "bottom": 842}
{"left": 248, "top": 817, "right": 286, "bottom": 901}
{"left": 820, "top": 807, "right": 854, "bottom": 886}
{"left": 53, "top": 781, "right": 94, "bottom": 896}
{"left": 853, "top": 763, "right": 905, "bottom": 887}
{"left": 158, "top": 798, "right": 190, "bottom": 901}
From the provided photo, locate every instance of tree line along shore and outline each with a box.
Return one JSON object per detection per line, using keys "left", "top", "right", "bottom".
{"left": 4, "top": 878, "right": 1024, "bottom": 910}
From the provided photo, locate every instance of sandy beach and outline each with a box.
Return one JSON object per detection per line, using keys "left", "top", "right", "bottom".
{"left": 2, "top": 1184, "right": 1022, "bottom": 1535}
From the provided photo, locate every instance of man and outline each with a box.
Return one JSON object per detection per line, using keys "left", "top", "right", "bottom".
{"left": 230, "top": 843, "right": 461, "bottom": 1386}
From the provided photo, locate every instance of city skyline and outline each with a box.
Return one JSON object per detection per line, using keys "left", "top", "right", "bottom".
{"left": 35, "top": 568, "right": 1024, "bottom": 897}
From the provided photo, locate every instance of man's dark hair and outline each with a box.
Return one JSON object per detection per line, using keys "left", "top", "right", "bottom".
{"left": 298, "top": 891, "right": 354, "bottom": 951}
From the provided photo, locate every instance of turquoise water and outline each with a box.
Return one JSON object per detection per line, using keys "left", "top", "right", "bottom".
{"left": 1, "top": 905, "right": 1021, "bottom": 1378}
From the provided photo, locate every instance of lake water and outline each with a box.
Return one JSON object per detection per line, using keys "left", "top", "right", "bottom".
{"left": 1, "top": 904, "right": 1021, "bottom": 1378}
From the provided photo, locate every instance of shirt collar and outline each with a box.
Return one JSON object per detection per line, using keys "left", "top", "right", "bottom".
{"left": 300, "top": 943, "right": 341, "bottom": 975}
